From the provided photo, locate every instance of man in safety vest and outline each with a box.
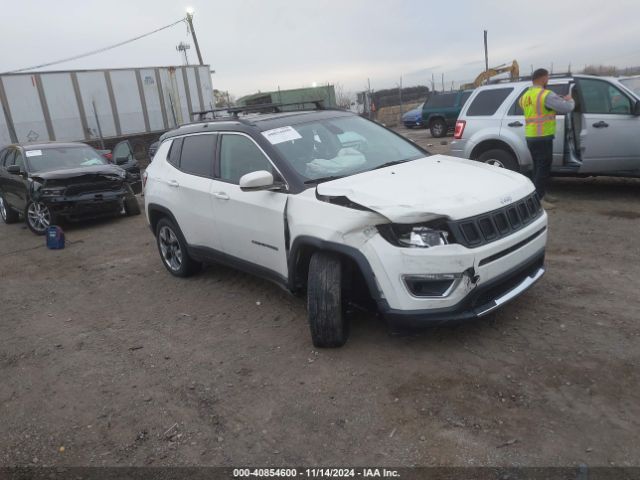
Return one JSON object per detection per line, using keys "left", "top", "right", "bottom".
{"left": 519, "top": 68, "right": 574, "bottom": 208}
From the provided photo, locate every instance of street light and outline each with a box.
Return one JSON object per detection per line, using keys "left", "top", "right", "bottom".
{"left": 186, "top": 6, "right": 195, "bottom": 15}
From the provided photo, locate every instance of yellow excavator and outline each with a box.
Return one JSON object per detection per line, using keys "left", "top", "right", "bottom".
{"left": 463, "top": 60, "right": 520, "bottom": 89}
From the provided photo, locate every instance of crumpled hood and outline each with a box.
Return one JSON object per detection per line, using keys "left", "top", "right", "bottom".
{"left": 316, "top": 155, "right": 534, "bottom": 222}
{"left": 30, "top": 164, "right": 126, "bottom": 182}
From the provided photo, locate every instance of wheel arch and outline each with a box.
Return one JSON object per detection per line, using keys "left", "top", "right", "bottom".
{"left": 470, "top": 139, "right": 520, "bottom": 165}
{"left": 146, "top": 203, "right": 181, "bottom": 236}
{"left": 288, "top": 235, "right": 385, "bottom": 309}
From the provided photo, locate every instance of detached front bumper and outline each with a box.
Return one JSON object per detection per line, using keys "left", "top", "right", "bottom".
{"left": 42, "top": 189, "right": 131, "bottom": 219}
{"left": 381, "top": 249, "right": 545, "bottom": 328}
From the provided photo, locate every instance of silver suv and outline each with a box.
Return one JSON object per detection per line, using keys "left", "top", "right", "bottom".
{"left": 450, "top": 75, "right": 640, "bottom": 176}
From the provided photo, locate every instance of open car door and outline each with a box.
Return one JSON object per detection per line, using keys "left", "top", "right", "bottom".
{"left": 574, "top": 78, "right": 640, "bottom": 174}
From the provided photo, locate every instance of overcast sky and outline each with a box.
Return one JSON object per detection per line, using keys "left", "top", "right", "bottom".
{"left": 2, "top": 0, "right": 639, "bottom": 97}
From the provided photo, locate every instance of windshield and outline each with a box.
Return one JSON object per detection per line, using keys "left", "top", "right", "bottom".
{"left": 26, "top": 146, "right": 108, "bottom": 172}
{"left": 267, "top": 115, "right": 426, "bottom": 182}
{"left": 620, "top": 77, "right": 640, "bottom": 97}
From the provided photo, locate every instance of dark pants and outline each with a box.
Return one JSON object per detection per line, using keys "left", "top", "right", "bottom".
{"left": 526, "top": 136, "right": 554, "bottom": 199}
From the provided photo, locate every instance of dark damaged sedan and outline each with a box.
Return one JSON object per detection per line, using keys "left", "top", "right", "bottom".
{"left": 0, "top": 142, "right": 140, "bottom": 235}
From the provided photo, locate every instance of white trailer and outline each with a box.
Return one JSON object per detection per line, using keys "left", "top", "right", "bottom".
{"left": 0, "top": 65, "right": 214, "bottom": 161}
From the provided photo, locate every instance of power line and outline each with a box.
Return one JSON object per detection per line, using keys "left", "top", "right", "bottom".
{"left": 2, "top": 18, "right": 186, "bottom": 74}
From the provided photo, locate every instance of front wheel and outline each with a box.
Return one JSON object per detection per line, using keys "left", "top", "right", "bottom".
{"left": 0, "top": 195, "right": 20, "bottom": 224}
{"left": 124, "top": 196, "right": 141, "bottom": 216}
{"left": 26, "top": 201, "right": 55, "bottom": 235}
{"left": 477, "top": 149, "right": 519, "bottom": 172}
{"left": 307, "top": 252, "right": 349, "bottom": 348}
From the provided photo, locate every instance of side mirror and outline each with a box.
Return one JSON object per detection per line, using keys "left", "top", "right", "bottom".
{"left": 7, "top": 165, "right": 22, "bottom": 175}
{"left": 239, "top": 170, "right": 283, "bottom": 192}
{"left": 634, "top": 100, "right": 640, "bottom": 116}
{"left": 115, "top": 156, "right": 129, "bottom": 165}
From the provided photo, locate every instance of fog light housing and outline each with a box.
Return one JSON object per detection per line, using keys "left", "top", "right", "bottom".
{"left": 403, "top": 273, "right": 461, "bottom": 297}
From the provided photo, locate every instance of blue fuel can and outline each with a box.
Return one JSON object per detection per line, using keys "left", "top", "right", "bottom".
{"left": 46, "top": 225, "right": 65, "bottom": 249}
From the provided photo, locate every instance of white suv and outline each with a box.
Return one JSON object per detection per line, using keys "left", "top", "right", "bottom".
{"left": 144, "top": 108, "right": 547, "bottom": 347}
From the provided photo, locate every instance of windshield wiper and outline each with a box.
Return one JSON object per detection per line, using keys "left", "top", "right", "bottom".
{"left": 304, "top": 175, "right": 345, "bottom": 185}
{"left": 372, "top": 160, "right": 409, "bottom": 170}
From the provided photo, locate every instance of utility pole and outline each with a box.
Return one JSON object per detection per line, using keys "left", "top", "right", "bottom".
{"left": 398, "top": 75, "right": 403, "bottom": 116}
{"left": 431, "top": 73, "right": 435, "bottom": 92}
{"left": 441, "top": 73, "right": 444, "bottom": 92}
{"left": 185, "top": 9, "right": 204, "bottom": 65}
{"left": 484, "top": 30, "right": 489, "bottom": 73}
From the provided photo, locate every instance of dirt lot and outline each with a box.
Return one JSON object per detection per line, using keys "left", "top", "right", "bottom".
{"left": 1, "top": 129, "right": 639, "bottom": 467}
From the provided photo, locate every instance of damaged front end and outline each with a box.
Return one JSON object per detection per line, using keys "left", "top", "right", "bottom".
{"left": 30, "top": 168, "right": 135, "bottom": 221}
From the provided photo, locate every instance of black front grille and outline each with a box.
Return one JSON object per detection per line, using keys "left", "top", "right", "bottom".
{"left": 448, "top": 193, "right": 542, "bottom": 248}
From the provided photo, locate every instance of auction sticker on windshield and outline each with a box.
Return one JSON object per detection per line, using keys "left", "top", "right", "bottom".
{"left": 26, "top": 150, "right": 43, "bottom": 157}
{"left": 261, "top": 126, "right": 302, "bottom": 145}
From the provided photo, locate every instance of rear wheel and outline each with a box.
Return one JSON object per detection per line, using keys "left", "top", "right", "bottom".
{"left": 26, "top": 201, "right": 56, "bottom": 235}
{"left": 477, "top": 148, "right": 519, "bottom": 172}
{"left": 307, "top": 252, "right": 349, "bottom": 348}
{"left": 430, "top": 118, "right": 448, "bottom": 138}
{"left": 0, "top": 195, "right": 19, "bottom": 224}
{"left": 155, "top": 218, "right": 200, "bottom": 277}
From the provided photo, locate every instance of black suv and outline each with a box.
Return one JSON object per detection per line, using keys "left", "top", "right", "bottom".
{"left": 0, "top": 142, "right": 140, "bottom": 235}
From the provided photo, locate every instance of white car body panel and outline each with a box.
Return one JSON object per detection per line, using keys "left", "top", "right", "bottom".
{"left": 316, "top": 155, "right": 534, "bottom": 222}
{"left": 145, "top": 119, "right": 548, "bottom": 323}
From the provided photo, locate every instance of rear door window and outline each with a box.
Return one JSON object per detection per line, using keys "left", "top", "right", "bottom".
{"left": 179, "top": 134, "right": 216, "bottom": 177}
{"left": 426, "top": 93, "right": 457, "bottom": 109}
{"left": 466, "top": 88, "right": 513, "bottom": 116}
{"left": 509, "top": 84, "right": 570, "bottom": 115}
{"left": 167, "top": 138, "right": 183, "bottom": 167}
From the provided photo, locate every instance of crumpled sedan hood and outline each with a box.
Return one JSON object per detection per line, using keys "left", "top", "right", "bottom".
{"left": 316, "top": 155, "right": 534, "bottom": 222}
{"left": 30, "top": 164, "right": 126, "bottom": 182}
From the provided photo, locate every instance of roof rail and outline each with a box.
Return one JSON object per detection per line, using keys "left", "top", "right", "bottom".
{"left": 192, "top": 100, "right": 325, "bottom": 120}
{"left": 488, "top": 72, "right": 573, "bottom": 84}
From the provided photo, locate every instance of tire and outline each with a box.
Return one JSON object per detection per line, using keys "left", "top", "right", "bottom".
{"left": 0, "top": 194, "right": 19, "bottom": 224}
{"left": 155, "top": 217, "right": 200, "bottom": 277}
{"left": 124, "top": 196, "right": 141, "bottom": 216}
{"left": 429, "top": 118, "right": 448, "bottom": 138}
{"left": 477, "top": 148, "right": 519, "bottom": 172}
{"left": 25, "top": 201, "right": 56, "bottom": 235}
{"left": 307, "top": 251, "right": 349, "bottom": 348}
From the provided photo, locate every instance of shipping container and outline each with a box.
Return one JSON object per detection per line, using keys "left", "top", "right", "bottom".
{"left": 0, "top": 65, "right": 214, "bottom": 161}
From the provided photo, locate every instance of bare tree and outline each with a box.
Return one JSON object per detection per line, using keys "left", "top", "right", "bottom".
{"left": 334, "top": 83, "right": 353, "bottom": 110}
{"left": 213, "top": 89, "right": 236, "bottom": 108}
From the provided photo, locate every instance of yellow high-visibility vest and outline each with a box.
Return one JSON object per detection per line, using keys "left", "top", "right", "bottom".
{"left": 519, "top": 86, "right": 556, "bottom": 137}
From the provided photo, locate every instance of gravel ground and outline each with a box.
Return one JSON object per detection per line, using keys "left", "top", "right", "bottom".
{"left": 1, "top": 129, "right": 639, "bottom": 467}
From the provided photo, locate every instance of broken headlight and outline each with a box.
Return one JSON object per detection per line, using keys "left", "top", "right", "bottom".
{"left": 377, "top": 222, "right": 452, "bottom": 248}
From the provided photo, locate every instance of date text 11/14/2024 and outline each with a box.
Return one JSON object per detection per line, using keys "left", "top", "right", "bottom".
{"left": 233, "top": 468, "right": 401, "bottom": 478}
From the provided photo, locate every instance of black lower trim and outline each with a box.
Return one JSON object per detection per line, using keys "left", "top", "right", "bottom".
{"left": 188, "top": 245, "right": 288, "bottom": 290}
{"left": 383, "top": 249, "right": 545, "bottom": 328}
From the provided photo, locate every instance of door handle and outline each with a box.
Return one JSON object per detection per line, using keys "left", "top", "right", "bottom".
{"left": 212, "top": 192, "right": 230, "bottom": 200}
{"left": 508, "top": 121, "right": 523, "bottom": 127}
{"left": 592, "top": 121, "right": 609, "bottom": 128}
{"left": 167, "top": 180, "right": 179, "bottom": 188}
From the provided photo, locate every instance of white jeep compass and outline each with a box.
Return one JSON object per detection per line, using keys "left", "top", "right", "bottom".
{"left": 144, "top": 107, "right": 547, "bottom": 347}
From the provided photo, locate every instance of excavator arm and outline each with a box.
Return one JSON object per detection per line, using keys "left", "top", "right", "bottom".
{"left": 463, "top": 60, "right": 520, "bottom": 89}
